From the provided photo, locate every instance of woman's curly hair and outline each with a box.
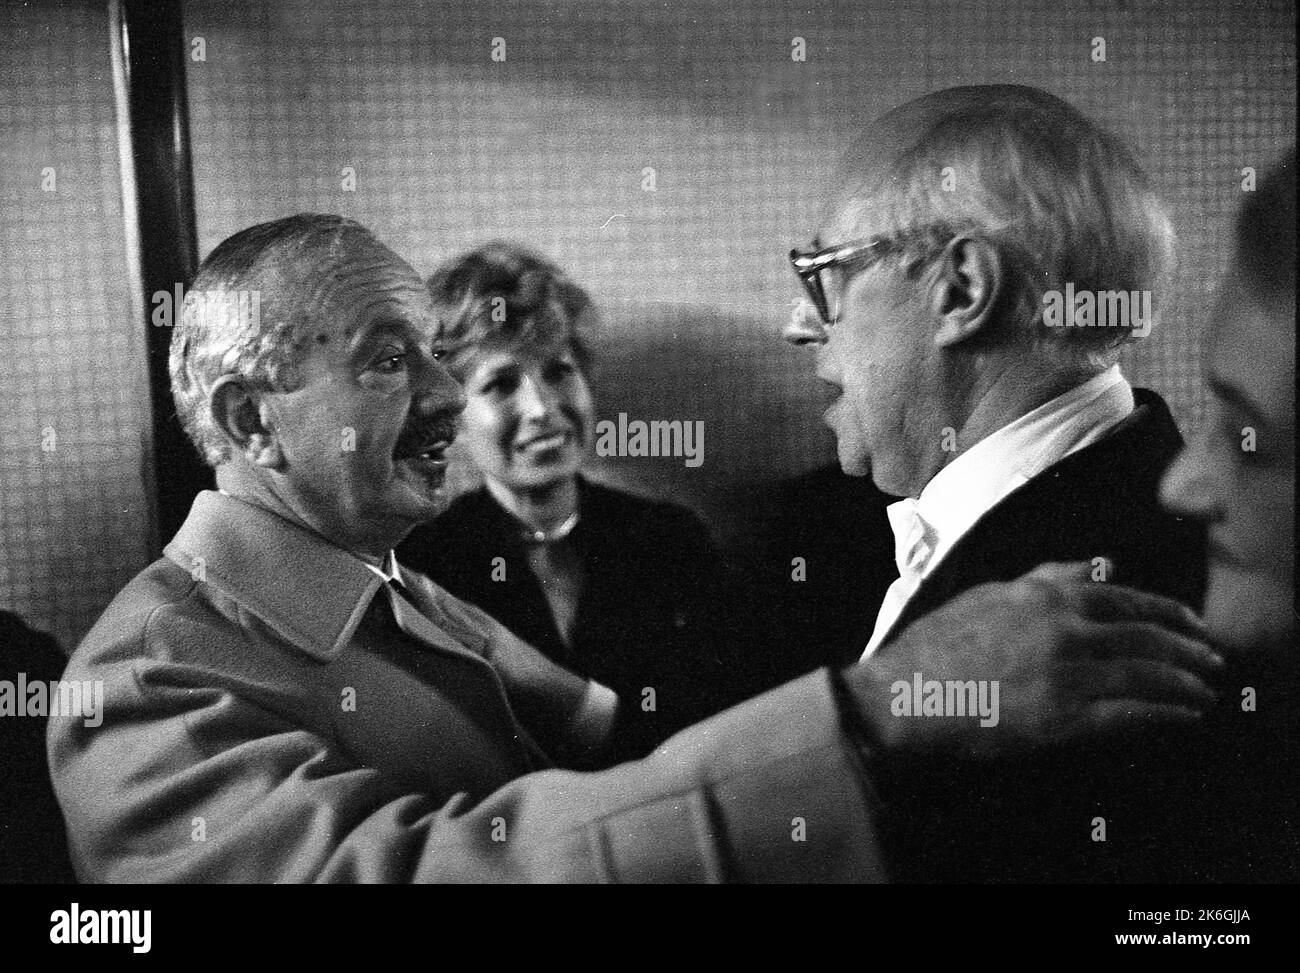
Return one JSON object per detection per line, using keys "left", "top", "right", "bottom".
{"left": 428, "top": 242, "right": 596, "bottom": 379}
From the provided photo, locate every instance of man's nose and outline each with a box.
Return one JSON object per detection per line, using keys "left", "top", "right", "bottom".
{"left": 783, "top": 303, "right": 828, "bottom": 346}
{"left": 413, "top": 356, "right": 466, "bottom": 417}
{"left": 516, "top": 374, "right": 554, "bottom": 419}
{"left": 1159, "top": 437, "right": 1221, "bottom": 524}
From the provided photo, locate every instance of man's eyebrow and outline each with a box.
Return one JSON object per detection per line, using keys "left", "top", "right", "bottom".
{"left": 348, "top": 317, "right": 417, "bottom": 348}
{"left": 1208, "top": 373, "right": 1268, "bottom": 426}
{"left": 477, "top": 358, "right": 515, "bottom": 379}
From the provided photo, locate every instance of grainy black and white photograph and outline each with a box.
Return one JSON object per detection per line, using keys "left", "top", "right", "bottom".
{"left": 0, "top": 0, "right": 1295, "bottom": 926}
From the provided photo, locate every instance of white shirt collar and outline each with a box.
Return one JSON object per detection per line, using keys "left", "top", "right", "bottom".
{"left": 894, "top": 365, "right": 1135, "bottom": 578}
{"left": 363, "top": 550, "right": 405, "bottom": 587}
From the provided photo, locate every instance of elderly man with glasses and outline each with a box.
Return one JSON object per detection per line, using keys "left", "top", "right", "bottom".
{"left": 781, "top": 84, "right": 1210, "bottom": 880}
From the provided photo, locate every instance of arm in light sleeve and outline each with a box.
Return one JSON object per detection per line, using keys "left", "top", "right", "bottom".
{"left": 47, "top": 609, "right": 886, "bottom": 884}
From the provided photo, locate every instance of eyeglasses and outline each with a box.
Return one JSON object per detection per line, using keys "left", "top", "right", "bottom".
{"left": 788, "top": 236, "right": 901, "bottom": 325}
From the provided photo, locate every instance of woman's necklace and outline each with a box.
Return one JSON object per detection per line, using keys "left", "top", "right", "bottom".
{"left": 520, "top": 510, "right": 580, "bottom": 545}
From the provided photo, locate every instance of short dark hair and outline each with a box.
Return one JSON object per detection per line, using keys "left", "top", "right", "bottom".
{"left": 428, "top": 242, "right": 595, "bottom": 379}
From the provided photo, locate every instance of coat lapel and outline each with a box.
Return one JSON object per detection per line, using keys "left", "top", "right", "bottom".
{"left": 874, "top": 389, "right": 1191, "bottom": 654}
{"left": 386, "top": 577, "right": 553, "bottom": 769}
{"left": 386, "top": 580, "right": 490, "bottom": 664}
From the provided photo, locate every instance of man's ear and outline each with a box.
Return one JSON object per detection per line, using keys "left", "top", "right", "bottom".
{"left": 929, "top": 235, "right": 1004, "bottom": 348}
{"left": 209, "top": 374, "right": 284, "bottom": 469}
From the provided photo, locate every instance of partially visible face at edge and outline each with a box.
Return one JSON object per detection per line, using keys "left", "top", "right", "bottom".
{"left": 1160, "top": 264, "right": 1296, "bottom": 660}
{"left": 457, "top": 339, "right": 594, "bottom": 496}
{"left": 253, "top": 237, "right": 467, "bottom": 555}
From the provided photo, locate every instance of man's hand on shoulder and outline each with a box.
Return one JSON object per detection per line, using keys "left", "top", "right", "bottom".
{"left": 842, "top": 561, "right": 1223, "bottom": 760}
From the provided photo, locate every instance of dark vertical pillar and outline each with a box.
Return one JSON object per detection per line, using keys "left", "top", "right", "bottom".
{"left": 115, "top": 0, "right": 213, "bottom": 547}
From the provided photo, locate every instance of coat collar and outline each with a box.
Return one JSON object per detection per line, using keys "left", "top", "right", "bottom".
{"left": 163, "top": 491, "right": 385, "bottom": 661}
{"left": 903, "top": 365, "right": 1134, "bottom": 563}
{"left": 875, "top": 387, "right": 1186, "bottom": 649}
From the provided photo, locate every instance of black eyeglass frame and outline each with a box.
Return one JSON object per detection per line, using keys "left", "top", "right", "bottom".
{"left": 788, "top": 236, "right": 903, "bottom": 325}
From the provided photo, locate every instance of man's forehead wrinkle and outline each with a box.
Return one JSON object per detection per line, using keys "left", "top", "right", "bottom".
{"left": 820, "top": 186, "right": 892, "bottom": 243}
{"left": 1208, "top": 371, "right": 1270, "bottom": 429}
{"left": 234, "top": 230, "right": 361, "bottom": 339}
{"left": 342, "top": 291, "right": 431, "bottom": 343}
{"left": 274, "top": 241, "right": 425, "bottom": 343}
{"left": 336, "top": 263, "right": 431, "bottom": 335}
{"left": 824, "top": 119, "right": 913, "bottom": 239}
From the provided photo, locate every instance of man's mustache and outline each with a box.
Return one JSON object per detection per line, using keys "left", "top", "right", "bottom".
{"left": 393, "top": 414, "right": 458, "bottom": 458}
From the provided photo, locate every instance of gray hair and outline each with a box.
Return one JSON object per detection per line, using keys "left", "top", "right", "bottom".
{"left": 168, "top": 214, "right": 373, "bottom": 466}
{"left": 843, "top": 85, "right": 1176, "bottom": 367}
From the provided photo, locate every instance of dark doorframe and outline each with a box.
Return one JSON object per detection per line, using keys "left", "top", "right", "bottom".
{"left": 110, "top": 0, "right": 213, "bottom": 550}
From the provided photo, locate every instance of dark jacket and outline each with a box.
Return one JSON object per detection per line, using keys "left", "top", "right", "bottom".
{"left": 1, "top": 610, "right": 76, "bottom": 883}
{"left": 398, "top": 478, "right": 757, "bottom": 766}
{"left": 875, "top": 388, "right": 1206, "bottom": 650}
{"left": 850, "top": 387, "right": 1298, "bottom": 883}
{"left": 758, "top": 388, "right": 1205, "bottom": 674}
{"left": 750, "top": 466, "right": 899, "bottom": 688}
{"left": 758, "top": 388, "right": 1293, "bottom": 882}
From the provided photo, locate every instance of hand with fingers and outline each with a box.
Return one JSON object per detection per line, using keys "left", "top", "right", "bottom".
{"left": 843, "top": 560, "right": 1223, "bottom": 760}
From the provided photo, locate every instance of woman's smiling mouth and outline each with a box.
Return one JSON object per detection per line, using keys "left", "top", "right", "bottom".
{"left": 515, "top": 429, "right": 570, "bottom": 453}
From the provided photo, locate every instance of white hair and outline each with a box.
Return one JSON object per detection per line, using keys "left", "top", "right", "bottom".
{"left": 844, "top": 85, "right": 1176, "bottom": 369}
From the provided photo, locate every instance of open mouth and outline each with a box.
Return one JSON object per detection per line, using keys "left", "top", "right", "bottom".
{"left": 394, "top": 420, "right": 457, "bottom": 467}
{"left": 395, "top": 438, "right": 452, "bottom": 487}
{"left": 816, "top": 371, "right": 843, "bottom": 394}
{"left": 403, "top": 442, "right": 449, "bottom": 464}
{"left": 515, "top": 429, "right": 571, "bottom": 452}
{"left": 816, "top": 374, "right": 844, "bottom": 413}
